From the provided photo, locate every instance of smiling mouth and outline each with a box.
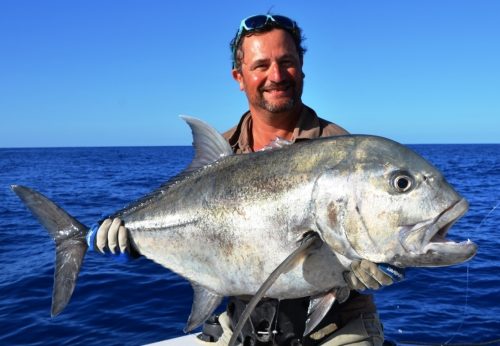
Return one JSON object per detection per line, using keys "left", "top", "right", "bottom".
{"left": 263, "top": 87, "right": 290, "bottom": 95}
{"left": 398, "top": 198, "right": 477, "bottom": 266}
{"left": 262, "top": 82, "right": 293, "bottom": 93}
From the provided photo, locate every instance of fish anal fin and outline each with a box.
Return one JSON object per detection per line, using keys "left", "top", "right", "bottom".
{"left": 185, "top": 284, "right": 223, "bottom": 333}
{"left": 304, "top": 287, "right": 350, "bottom": 336}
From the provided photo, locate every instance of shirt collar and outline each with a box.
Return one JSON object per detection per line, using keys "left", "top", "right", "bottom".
{"left": 227, "top": 105, "right": 322, "bottom": 153}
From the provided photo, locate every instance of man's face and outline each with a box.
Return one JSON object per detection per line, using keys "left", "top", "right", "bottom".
{"left": 233, "top": 29, "right": 304, "bottom": 115}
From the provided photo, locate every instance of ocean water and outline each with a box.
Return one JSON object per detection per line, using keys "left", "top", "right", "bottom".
{"left": 0, "top": 144, "right": 499, "bottom": 346}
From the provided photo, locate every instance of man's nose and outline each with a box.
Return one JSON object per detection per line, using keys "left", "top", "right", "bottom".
{"left": 268, "top": 62, "right": 285, "bottom": 82}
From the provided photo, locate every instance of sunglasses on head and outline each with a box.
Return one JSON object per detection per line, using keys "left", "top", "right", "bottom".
{"left": 238, "top": 14, "right": 296, "bottom": 34}
{"left": 232, "top": 14, "right": 297, "bottom": 64}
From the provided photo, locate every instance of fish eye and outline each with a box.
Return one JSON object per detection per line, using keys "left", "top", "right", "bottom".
{"left": 391, "top": 171, "right": 415, "bottom": 193}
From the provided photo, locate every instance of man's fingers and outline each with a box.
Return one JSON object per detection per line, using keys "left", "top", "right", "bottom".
{"left": 345, "top": 260, "right": 394, "bottom": 290}
{"left": 96, "top": 218, "right": 112, "bottom": 253}
{"left": 343, "top": 271, "right": 366, "bottom": 291}
{"left": 359, "top": 260, "right": 394, "bottom": 286}
{"left": 95, "top": 217, "right": 128, "bottom": 255}
{"left": 107, "top": 218, "right": 122, "bottom": 254}
{"left": 354, "top": 268, "right": 382, "bottom": 290}
{"left": 118, "top": 225, "right": 129, "bottom": 253}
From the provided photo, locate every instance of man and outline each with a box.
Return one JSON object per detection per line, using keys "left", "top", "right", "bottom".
{"left": 96, "top": 14, "right": 393, "bottom": 345}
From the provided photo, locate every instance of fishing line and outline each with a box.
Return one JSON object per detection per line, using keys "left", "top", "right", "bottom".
{"left": 442, "top": 201, "right": 499, "bottom": 345}
{"left": 397, "top": 202, "right": 500, "bottom": 346}
{"left": 441, "top": 261, "right": 470, "bottom": 345}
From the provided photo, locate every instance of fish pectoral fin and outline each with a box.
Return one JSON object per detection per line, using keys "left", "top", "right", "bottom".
{"left": 228, "top": 232, "right": 322, "bottom": 346}
{"left": 184, "top": 284, "right": 223, "bottom": 333}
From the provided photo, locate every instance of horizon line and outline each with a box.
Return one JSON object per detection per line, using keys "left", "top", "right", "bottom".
{"left": 1, "top": 142, "right": 499, "bottom": 150}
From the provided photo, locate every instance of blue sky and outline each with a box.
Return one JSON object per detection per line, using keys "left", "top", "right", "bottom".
{"left": 1, "top": 0, "right": 499, "bottom": 147}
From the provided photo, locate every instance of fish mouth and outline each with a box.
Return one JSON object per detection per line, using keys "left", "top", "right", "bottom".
{"left": 397, "top": 198, "right": 477, "bottom": 267}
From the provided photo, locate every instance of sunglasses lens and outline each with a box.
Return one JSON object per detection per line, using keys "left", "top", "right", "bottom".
{"left": 270, "top": 15, "right": 295, "bottom": 29}
{"left": 242, "top": 15, "right": 269, "bottom": 30}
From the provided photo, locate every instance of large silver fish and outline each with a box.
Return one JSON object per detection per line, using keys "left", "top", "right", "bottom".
{"left": 12, "top": 116, "right": 477, "bottom": 336}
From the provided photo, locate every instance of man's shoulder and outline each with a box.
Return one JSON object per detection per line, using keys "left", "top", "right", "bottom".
{"left": 222, "top": 125, "right": 238, "bottom": 141}
{"left": 221, "top": 111, "right": 252, "bottom": 153}
{"left": 317, "top": 116, "right": 350, "bottom": 137}
{"left": 301, "top": 105, "right": 350, "bottom": 138}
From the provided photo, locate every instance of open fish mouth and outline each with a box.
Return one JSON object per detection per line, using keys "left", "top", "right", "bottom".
{"left": 398, "top": 198, "right": 477, "bottom": 267}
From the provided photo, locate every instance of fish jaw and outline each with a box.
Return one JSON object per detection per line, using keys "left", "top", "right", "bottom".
{"left": 395, "top": 198, "right": 477, "bottom": 267}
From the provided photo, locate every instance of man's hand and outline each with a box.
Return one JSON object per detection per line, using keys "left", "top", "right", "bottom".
{"left": 343, "top": 259, "right": 394, "bottom": 291}
{"left": 96, "top": 217, "right": 129, "bottom": 254}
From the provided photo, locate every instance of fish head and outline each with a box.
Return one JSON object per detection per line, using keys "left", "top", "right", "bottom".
{"left": 313, "top": 136, "right": 477, "bottom": 268}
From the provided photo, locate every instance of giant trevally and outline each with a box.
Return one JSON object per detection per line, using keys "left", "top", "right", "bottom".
{"left": 12, "top": 116, "right": 477, "bottom": 337}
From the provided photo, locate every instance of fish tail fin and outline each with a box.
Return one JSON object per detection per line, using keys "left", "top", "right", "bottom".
{"left": 11, "top": 185, "right": 88, "bottom": 317}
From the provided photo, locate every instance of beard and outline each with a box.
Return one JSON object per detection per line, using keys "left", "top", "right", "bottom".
{"left": 257, "top": 80, "right": 302, "bottom": 113}
{"left": 260, "top": 97, "right": 295, "bottom": 113}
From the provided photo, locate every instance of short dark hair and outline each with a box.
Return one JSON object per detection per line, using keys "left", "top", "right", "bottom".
{"left": 230, "top": 15, "right": 307, "bottom": 71}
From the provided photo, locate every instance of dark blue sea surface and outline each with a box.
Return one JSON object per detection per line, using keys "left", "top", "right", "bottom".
{"left": 0, "top": 144, "right": 499, "bottom": 345}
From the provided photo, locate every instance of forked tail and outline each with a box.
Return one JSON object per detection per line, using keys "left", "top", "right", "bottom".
{"left": 11, "top": 185, "right": 89, "bottom": 317}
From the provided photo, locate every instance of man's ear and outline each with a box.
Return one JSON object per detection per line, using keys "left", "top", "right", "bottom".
{"left": 232, "top": 69, "right": 245, "bottom": 91}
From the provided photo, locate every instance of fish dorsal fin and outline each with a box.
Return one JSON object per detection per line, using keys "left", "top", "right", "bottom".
{"left": 184, "top": 284, "right": 223, "bottom": 333}
{"left": 180, "top": 115, "right": 233, "bottom": 174}
{"left": 111, "top": 116, "right": 231, "bottom": 215}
